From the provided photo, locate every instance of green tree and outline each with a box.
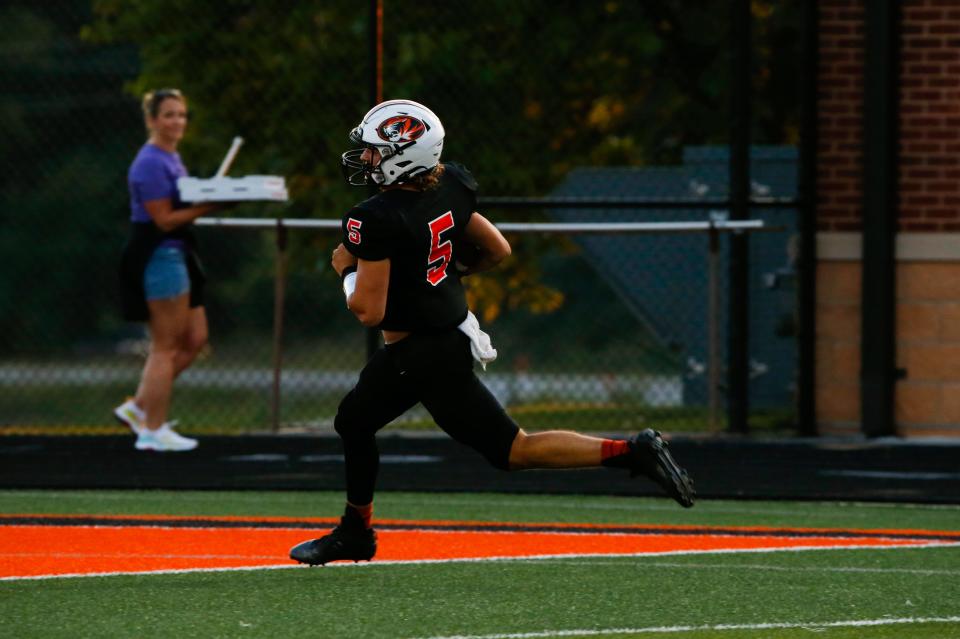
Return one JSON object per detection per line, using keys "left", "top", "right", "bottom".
{"left": 85, "top": 0, "right": 800, "bottom": 323}
{"left": 0, "top": 2, "right": 142, "bottom": 354}
{"left": 0, "top": 0, "right": 801, "bottom": 354}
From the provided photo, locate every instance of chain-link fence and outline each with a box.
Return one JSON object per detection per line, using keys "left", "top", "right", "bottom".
{"left": 0, "top": 1, "right": 802, "bottom": 435}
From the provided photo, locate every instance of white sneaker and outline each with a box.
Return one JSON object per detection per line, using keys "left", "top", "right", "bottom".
{"left": 114, "top": 398, "right": 146, "bottom": 435}
{"left": 135, "top": 421, "right": 198, "bottom": 452}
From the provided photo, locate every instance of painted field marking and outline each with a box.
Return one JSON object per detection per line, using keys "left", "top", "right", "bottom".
{"left": 3, "top": 543, "right": 959, "bottom": 582}
{"left": 0, "top": 515, "right": 957, "bottom": 581}
{"left": 414, "top": 616, "right": 960, "bottom": 639}
{"left": 536, "top": 558, "right": 960, "bottom": 576}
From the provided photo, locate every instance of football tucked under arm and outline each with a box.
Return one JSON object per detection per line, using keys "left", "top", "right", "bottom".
{"left": 454, "top": 241, "right": 483, "bottom": 273}
{"left": 457, "top": 212, "right": 511, "bottom": 275}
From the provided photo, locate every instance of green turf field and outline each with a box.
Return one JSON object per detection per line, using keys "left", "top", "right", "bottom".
{"left": 1, "top": 490, "right": 958, "bottom": 639}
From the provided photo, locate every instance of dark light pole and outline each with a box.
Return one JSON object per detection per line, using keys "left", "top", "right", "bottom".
{"left": 797, "top": 0, "right": 819, "bottom": 436}
{"left": 860, "top": 1, "right": 901, "bottom": 437}
{"left": 366, "top": 0, "right": 384, "bottom": 359}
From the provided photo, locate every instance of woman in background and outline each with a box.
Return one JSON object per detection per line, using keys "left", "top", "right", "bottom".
{"left": 114, "top": 88, "right": 222, "bottom": 451}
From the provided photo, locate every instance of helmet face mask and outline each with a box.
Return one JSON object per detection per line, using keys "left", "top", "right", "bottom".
{"left": 341, "top": 147, "right": 386, "bottom": 186}
{"left": 340, "top": 100, "right": 444, "bottom": 187}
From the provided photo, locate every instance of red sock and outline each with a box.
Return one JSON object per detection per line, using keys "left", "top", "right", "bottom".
{"left": 347, "top": 502, "right": 373, "bottom": 529}
{"left": 601, "top": 439, "right": 630, "bottom": 462}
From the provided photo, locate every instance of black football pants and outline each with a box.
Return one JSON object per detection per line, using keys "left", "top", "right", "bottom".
{"left": 334, "top": 328, "right": 520, "bottom": 506}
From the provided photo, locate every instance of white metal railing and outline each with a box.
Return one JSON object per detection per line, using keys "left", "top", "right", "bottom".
{"left": 197, "top": 217, "right": 766, "bottom": 233}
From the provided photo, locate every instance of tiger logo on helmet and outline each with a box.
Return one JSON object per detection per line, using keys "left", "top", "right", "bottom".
{"left": 342, "top": 99, "right": 445, "bottom": 187}
{"left": 377, "top": 115, "right": 426, "bottom": 143}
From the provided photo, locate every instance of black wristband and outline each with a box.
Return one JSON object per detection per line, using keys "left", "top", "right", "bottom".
{"left": 341, "top": 265, "right": 357, "bottom": 280}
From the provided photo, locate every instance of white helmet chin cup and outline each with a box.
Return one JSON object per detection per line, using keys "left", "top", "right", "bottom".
{"left": 341, "top": 99, "right": 445, "bottom": 186}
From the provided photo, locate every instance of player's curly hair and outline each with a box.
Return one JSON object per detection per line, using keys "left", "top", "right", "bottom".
{"left": 407, "top": 164, "right": 445, "bottom": 191}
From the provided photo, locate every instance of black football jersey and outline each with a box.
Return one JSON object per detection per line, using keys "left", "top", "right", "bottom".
{"left": 341, "top": 162, "right": 478, "bottom": 331}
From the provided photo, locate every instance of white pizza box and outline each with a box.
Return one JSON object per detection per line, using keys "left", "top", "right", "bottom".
{"left": 178, "top": 175, "right": 289, "bottom": 203}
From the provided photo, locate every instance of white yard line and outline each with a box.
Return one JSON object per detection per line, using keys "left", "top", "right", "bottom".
{"left": 413, "top": 616, "right": 960, "bottom": 639}
{"left": 533, "top": 559, "right": 960, "bottom": 576}
{"left": 0, "top": 563, "right": 302, "bottom": 581}
{"left": 2, "top": 541, "right": 956, "bottom": 582}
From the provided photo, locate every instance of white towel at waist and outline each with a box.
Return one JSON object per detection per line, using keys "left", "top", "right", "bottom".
{"left": 457, "top": 310, "right": 497, "bottom": 370}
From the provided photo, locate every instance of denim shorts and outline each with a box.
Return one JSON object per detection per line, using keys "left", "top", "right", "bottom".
{"left": 144, "top": 246, "right": 190, "bottom": 300}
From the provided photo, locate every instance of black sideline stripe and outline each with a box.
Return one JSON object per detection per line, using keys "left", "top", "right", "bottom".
{"left": 1, "top": 515, "right": 959, "bottom": 543}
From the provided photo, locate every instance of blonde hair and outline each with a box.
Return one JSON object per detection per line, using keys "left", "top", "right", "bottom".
{"left": 141, "top": 88, "right": 184, "bottom": 120}
{"left": 407, "top": 163, "right": 445, "bottom": 191}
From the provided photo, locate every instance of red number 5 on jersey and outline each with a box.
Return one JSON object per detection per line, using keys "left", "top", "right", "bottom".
{"left": 426, "top": 211, "right": 454, "bottom": 286}
{"left": 347, "top": 218, "right": 362, "bottom": 244}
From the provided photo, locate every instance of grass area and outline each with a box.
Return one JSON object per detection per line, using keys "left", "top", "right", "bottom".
{"left": 0, "top": 490, "right": 958, "bottom": 638}
{"left": 0, "top": 384, "right": 340, "bottom": 433}
{"left": 1, "top": 490, "right": 959, "bottom": 529}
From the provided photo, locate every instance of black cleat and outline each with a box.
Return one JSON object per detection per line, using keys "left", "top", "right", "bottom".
{"left": 289, "top": 518, "right": 377, "bottom": 566}
{"left": 628, "top": 428, "right": 696, "bottom": 508}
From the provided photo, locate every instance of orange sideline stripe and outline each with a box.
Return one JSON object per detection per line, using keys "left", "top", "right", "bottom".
{"left": 0, "top": 519, "right": 956, "bottom": 579}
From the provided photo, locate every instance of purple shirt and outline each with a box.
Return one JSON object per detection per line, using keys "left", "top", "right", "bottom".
{"left": 128, "top": 143, "right": 187, "bottom": 223}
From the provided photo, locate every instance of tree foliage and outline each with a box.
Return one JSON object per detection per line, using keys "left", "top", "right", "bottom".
{"left": 0, "top": 0, "right": 801, "bottom": 353}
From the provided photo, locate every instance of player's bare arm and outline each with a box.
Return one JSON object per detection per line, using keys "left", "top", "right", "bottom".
{"left": 348, "top": 259, "right": 389, "bottom": 326}
{"left": 333, "top": 242, "right": 389, "bottom": 327}
{"left": 331, "top": 242, "right": 358, "bottom": 277}
{"left": 460, "top": 212, "right": 511, "bottom": 275}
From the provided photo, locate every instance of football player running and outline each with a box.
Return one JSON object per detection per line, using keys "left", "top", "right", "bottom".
{"left": 290, "top": 100, "right": 695, "bottom": 566}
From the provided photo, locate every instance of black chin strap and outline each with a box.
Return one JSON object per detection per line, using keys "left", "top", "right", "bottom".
{"left": 391, "top": 141, "right": 416, "bottom": 156}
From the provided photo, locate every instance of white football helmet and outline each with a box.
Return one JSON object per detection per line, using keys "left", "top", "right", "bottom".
{"left": 341, "top": 99, "right": 445, "bottom": 186}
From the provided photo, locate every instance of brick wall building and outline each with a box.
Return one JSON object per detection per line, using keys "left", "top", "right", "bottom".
{"left": 817, "top": 0, "right": 960, "bottom": 436}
